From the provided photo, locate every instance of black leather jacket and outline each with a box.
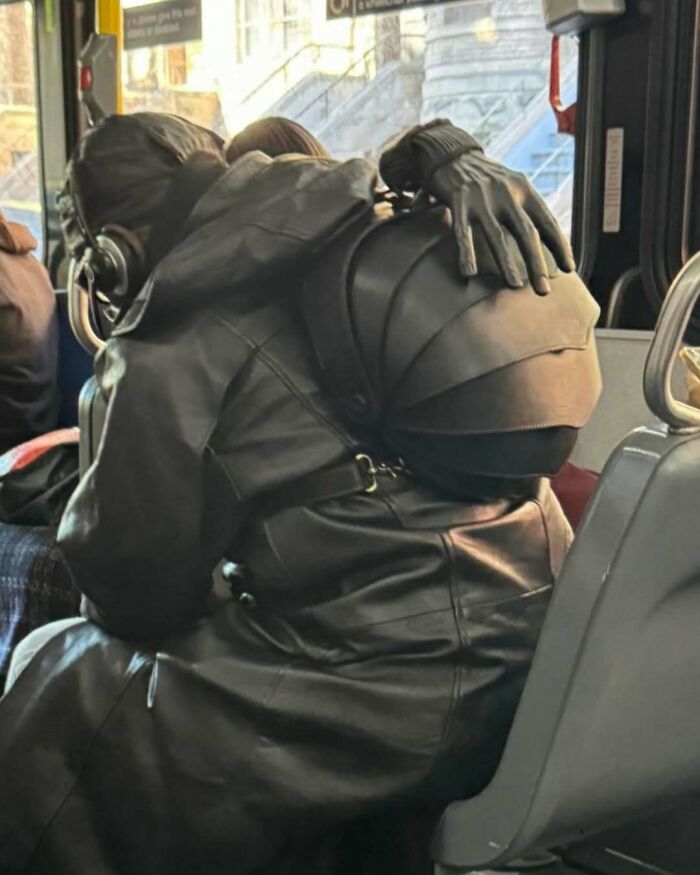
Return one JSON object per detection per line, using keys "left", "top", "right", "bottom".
{"left": 0, "top": 151, "right": 572, "bottom": 874}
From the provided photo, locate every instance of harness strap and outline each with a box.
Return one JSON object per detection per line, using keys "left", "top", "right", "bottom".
{"left": 255, "top": 454, "right": 403, "bottom": 519}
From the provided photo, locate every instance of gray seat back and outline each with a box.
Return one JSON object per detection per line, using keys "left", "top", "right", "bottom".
{"left": 570, "top": 328, "right": 686, "bottom": 472}
{"left": 432, "top": 253, "right": 700, "bottom": 873}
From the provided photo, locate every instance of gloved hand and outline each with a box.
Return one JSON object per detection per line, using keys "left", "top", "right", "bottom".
{"left": 379, "top": 120, "right": 577, "bottom": 295}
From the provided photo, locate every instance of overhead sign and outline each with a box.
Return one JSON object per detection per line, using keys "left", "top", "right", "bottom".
{"left": 327, "top": 0, "right": 450, "bottom": 19}
{"left": 123, "top": 0, "right": 202, "bottom": 51}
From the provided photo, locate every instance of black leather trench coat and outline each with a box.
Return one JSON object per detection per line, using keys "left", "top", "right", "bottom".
{"left": 0, "top": 152, "right": 572, "bottom": 874}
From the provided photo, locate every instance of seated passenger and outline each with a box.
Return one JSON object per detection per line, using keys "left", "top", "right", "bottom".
{"left": 224, "top": 115, "right": 331, "bottom": 161}
{"left": 0, "top": 112, "right": 593, "bottom": 875}
{"left": 0, "top": 211, "right": 58, "bottom": 455}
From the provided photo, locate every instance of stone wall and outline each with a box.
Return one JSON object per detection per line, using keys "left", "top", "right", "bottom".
{"left": 319, "top": 60, "right": 424, "bottom": 161}
{"left": 421, "top": 0, "right": 550, "bottom": 144}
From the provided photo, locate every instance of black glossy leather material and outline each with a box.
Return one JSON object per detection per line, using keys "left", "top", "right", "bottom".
{"left": 379, "top": 121, "right": 578, "bottom": 291}
{"left": 303, "top": 207, "right": 601, "bottom": 493}
{"left": 0, "top": 153, "right": 573, "bottom": 874}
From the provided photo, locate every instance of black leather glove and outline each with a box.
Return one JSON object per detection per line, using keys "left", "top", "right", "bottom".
{"left": 379, "top": 120, "right": 577, "bottom": 295}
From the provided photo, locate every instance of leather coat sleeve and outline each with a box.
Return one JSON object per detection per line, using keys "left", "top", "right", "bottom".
{"left": 57, "top": 320, "right": 243, "bottom": 642}
{"left": 136, "top": 152, "right": 378, "bottom": 329}
{"left": 57, "top": 154, "right": 378, "bottom": 641}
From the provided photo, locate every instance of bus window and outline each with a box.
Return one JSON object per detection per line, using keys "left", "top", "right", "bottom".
{"left": 121, "top": 0, "right": 577, "bottom": 237}
{"left": 0, "top": 0, "right": 43, "bottom": 255}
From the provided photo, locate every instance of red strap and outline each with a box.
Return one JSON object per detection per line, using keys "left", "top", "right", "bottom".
{"left": 550, "top": 36, "right": 577, "bottom": 136}
{"left": 0, "top": 428, "right": 80, "bottom": 477}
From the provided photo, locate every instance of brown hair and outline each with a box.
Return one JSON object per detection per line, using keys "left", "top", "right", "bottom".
{"left": 225, "top": 117, "right": 330, "bottom": 163}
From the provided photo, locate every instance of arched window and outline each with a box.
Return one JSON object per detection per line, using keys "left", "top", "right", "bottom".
{"left": 237, "top": 0, "right": 312, "bottom": 63}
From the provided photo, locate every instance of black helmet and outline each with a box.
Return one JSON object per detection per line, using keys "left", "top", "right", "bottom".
{"left": 302, "top": 206, "right": 601, "bottom": 498}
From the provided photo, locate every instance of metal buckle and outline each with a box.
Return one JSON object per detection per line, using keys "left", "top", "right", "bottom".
{"left": 355, "top": 453, "right": 378, "bottom": 493}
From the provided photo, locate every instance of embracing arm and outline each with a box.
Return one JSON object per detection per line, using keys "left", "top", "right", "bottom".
{"left": 379, "top": 119, "right": 577, "bottom": 295}
{"left": 56, "top": 154, "right": 381, "bottom": 639}
{"left": 150, "top": 152, "right": 378, "bottom": 306}
{"left": 57, "top": 313, "right": 244, "bottom": 641}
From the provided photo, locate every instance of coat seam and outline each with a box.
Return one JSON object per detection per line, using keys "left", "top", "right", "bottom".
{"left": 454, "top": 583, "right": 553, "bottom": 615}
{"left": 326, "top": 604, "right": 454, "bottom": 635}
{"left": 255, "top": 345, "right": 355, "bottom": 450}
{"left": 436, "top": 531, "right": 462, "bottom": 756}
{"left": 532, "top": 492, "right": 561, "bottom": 582}
{"left": 212, "top": 313, "right": 354, "bottom": 451}
{"left": 23, "top": 658, "right": 153, "bottom": 869}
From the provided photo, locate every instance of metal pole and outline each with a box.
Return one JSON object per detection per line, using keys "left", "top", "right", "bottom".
{"left": 96, "top": 0, "right": 122, "bottom": 112}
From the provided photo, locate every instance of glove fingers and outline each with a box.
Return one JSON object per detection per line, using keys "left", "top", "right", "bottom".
{"left": 525, "top": 191, "right": 577, "bottom": 273}
{"left": 504, "top": 209, "right": 551, "bottom": 295}
{"left": 478, "top": 209, "right": 523, "bottom": 288}
{"left": 451, "top": 192, "right": 478, "bottom": 279}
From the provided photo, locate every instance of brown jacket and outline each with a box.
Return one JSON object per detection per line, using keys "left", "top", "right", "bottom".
{"left": 0, "top": 212, "right": 58, "bottom": 454}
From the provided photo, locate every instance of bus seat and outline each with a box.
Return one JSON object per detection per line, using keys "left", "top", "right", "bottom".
{"left": 0, "top": 292, "right": 88, "bottom": 684}
{"left": 432, "top": 253, "right": 700, "bottom": 873}
{"left": 0, "top": 522, "right": 79, "bottom": 682}
{"left": 570, "top": 328, "right": 686, "bottom": 473}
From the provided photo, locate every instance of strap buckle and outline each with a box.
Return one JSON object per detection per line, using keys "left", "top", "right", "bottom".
{"left": 355, "top": 453, "right": 379, "bottom": 493}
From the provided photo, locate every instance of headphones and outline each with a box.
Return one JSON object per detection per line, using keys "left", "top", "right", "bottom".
{"left": 79, "top": 224, "right": 147, "bottom": 312}
{"left": 68, "top": 222, "right": 148, "bottom": 348}
{"left": 64, "top": 130, "right": 226, "bottom": 347}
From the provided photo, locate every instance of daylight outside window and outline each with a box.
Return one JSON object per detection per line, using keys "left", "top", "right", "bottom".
{"left": 121, "top": 0, "right": 578, "bottom": 237}
{"left": 0, "top": 0, "right": 43, "bottom": 255}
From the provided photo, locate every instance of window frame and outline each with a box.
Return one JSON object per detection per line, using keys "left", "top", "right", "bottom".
{"left": 236, "top": 0, "right": 310, "bottom": 64}
{"left": 35, "top": 0, "right": 88, "bottom": 277}
{"left": 0, "top": 0, "right": 44, "bottom": 255}
{"left": 639, "top": 0, "right": 700, "bottom": 339}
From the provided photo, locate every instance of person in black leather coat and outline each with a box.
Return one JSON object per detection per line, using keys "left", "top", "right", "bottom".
{"left": 0, "top": 113, "right": 576, "bottom": 875}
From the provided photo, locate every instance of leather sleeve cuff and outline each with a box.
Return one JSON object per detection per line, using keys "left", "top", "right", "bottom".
{"left": 379, "top": 120, "right": 482, "bottom": 192}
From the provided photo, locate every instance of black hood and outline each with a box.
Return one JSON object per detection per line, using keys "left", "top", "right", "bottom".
{"left": 116, "top": 150, "right": 378, "bottom": 334}
{"left": 58, "top": 112, "right": 225, "bottom": 259}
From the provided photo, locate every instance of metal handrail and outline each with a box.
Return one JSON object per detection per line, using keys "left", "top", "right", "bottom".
{"left": 487, "top": 57, "right": 577, "bottom": 161}
{"left": 238, "top": 41, "right": 361, "bottom": 109}
{"left": 473, "top": 93, "right": 510, "bottom": 134}
{"left": 294, "top": 33, "right": 423, "bottom": 124}
{"left": 528, "top": 137, "right": 574, "bottom": 186}
{"left": 605, "top": 267, "right": 640, "bottom": 328}
{"left": 644, "top": 251, "right": 700, "bottom": 430}
{"left": 430, "top": 91, "right": 510, "bottom": 127}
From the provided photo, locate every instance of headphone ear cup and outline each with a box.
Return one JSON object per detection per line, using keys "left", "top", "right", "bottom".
{"left": 93, "top": 232, "right": 145, "bottom": 311}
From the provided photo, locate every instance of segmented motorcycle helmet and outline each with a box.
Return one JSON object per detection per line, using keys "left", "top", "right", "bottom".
{"left": 302, "top": 205, "right": 601, "bottom": 498}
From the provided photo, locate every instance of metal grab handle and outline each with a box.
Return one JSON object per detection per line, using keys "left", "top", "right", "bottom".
{"left": 644, "top": 251, "right": 700, "bottom": 430}
{"left": 67, "top": 257, "right": 105, "bottom": 355}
